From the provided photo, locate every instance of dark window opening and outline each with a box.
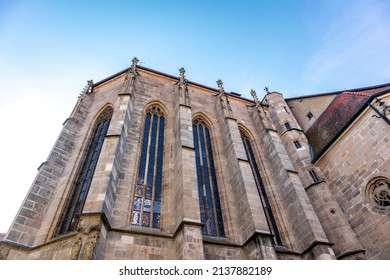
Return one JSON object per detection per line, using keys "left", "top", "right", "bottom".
{"left": 294, "top": 141, "right": 302, "bottom": 149}
{"left": 131, "top": 106, "right": 165, "bottom": 229}
{"left": 284, "top": 122, "right": 291, "bottom": 130}
{"left": 193, "top": 117, "right": 225, "bottom": 237}
{"left": 307, "top": 112, "right": 314, "bottom": 120}
{"left": 309, "top": 170, "right": 320, "bottom": 183}
{"left": 57, "top": 107, "right": 113, "bottom": 235}
{"left": 240, "top": 130, "right": 283, "bottom": 245}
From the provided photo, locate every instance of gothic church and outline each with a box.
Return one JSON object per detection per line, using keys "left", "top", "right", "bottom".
{"left": 1, "top": 58, "right": 389, "bottom": 260}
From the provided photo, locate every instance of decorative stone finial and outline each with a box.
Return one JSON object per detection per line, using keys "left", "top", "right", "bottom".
{"left": 179, "top": 67, "right": 186, "bottom": 82}
{"left": 131, "top": 57, "right": 139, "bottom": 70}
{"left": 251, "top": 89, "right": 259, "bottom": 103}
{"left": 79, "top": 80, "right": 93, "bottom": 97}
{"left": 217, "top": 79, "right": 224, "bottom": 93}
{"left": 216, "top": 79, "right": 232, "bottom": 117}
{"left": 122, "top": 57, "right": 139, "bottom": 94}
{"left": 177, "top": 67, "right": 190, "bottom": 106}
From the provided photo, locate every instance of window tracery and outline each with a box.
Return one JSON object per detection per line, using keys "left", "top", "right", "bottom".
{"left": 193, "top": 117, "right": 225, "bottom": 237}
{"left": 365, "top": 177, "right": 390, "bottom": 213}
{"left": 131, "top": 105, "right": 165, "bottom": 228}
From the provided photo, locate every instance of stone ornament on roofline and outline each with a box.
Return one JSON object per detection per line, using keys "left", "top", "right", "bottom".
{"left": 122, "top": 57, "right": 140, "bottom": 94}
{"left": 79, "top": 80, "right": 93, "bottom": 97}
{"left": 216, "top": 79, "right": 232, "bottom": 116}
{"left": 177, "top": 67, "right": 190, "bottom": 106}
{"left": 251, "top": 89, "right": 273, "bottom": 129}
{"left": 251, "top": 89, "right": 260, "bottom": 108}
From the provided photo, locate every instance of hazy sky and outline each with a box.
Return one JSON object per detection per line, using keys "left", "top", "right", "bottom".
{"left": 0, "top": 0, "right": 389, "bottom": 233}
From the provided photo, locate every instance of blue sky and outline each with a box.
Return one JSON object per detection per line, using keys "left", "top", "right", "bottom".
{"left": 0, "top": 0, "right": 389, "bottom": 233}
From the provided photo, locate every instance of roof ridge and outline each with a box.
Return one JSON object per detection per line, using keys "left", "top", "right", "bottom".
{"left": 343, "top": 91, "right": 372, "bottom": 97}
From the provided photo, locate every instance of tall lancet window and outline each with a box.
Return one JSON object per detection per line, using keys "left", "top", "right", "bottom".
{"left": 58, "top": 106, "right": 113, "bottom": 235}
{"left": 240, "top": 130, "right": 282, "bottom": 245}
{"left": 131, "top": 105, "right": 165, "bottom": 229}
{"left": 193, "top": 118, "right": 225, "bottom": 237}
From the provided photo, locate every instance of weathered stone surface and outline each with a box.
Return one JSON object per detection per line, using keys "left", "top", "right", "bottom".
{"left": 2, "top": 65, "right": 388, "bottom": 260}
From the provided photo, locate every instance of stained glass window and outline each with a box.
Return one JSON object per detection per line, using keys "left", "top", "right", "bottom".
{"left": 131, "top": 105, "right": 165, "bottom": 229}
{"left": 240, "top": 130, "right": 282, "bottom": 245}
{"left": 57, "top": 106, "right": 113, "bottom": 235}
{"left": 193, "top": 117, "right": 225, "bottom": 237}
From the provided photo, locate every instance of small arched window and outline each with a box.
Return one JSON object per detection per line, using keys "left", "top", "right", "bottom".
{"left": 131, "top": 105, "right": 165, "bottom": 229}
{"left": 193, "top": 117, "right": 225, "bottom": 237}
{"left": 58, "top": 106, "right": 113, "bottom": 235}
{"left": 240, "top": 129, "right": 282, "bottom": 245}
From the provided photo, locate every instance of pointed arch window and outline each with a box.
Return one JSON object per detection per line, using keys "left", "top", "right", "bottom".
{"left": 240, "top": 130, "right": 282, "bottom": 245}
{"left": 131, "top": 105, "right": 165, "bottom": 229}
{"left": 58, "top": 106, "right": 113, "bottom": 235}
{"left": 193, "top": 117, "right": 225, "bottom": 237}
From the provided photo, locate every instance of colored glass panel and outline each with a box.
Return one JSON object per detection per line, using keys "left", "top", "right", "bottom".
{"left": 135, "top": 184, "right": 143, "bottom": 196}
{"left": 154, "top": 117, "right": 165, "bottom": 201}
{"left": 131, "top": 106, "right": 165, "bottom": 229}
{"left": 143, "top": 199, "right": 151, "bottom": 212}
{"left": 153, "top": 201, "right": 161, "bottom": 214}
{"left": 137, "top": 113, "right": 151, "bottom": 183}
{"left": 142, "top": 212, "right": 151, "bottom": 227}
{"left": 146, "top": 115, "right": 158, "bottom": 188}
{"left": 145, "top": 185, "right": 153, "bottom": 199}
{"left": 152, "top": 214, "right": 160, "bottom": 229}
{"left": 193, "top": 118, "right": 225, "bottom": 237}
{"left": 131, "top": 211, "right": 141, "bottom": 225}
{"left": 133, "top": 197, "right": 142, "bottom": 210}
{"left": 193, "top": 124, "right": 207, "bottom": 235}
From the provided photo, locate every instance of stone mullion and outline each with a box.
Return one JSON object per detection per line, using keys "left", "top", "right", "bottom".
{"left": 203, "top": 126, "right": 219, "bottom": 236}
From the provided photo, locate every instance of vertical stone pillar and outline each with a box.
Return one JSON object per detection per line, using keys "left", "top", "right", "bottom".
{"left": 173, "top": 68, "right": 204, "bottom": 259}
{"left": 255, "top": 90, "right": 336, "bottom": 259}
{"left": 305, "top": 182, "right": 365, "bottom": 259}
{"left": 215, "top": 81, "right": 275, "bottom": 257}
{"left": 82, "top": 58, "right": 139, "bottom": 219}
{"left": 269, "top": 91, "right": 365, "bottom": 259}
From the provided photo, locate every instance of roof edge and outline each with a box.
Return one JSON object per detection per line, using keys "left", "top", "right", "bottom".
{"left": 286, "top": 82, "right": 390, "bottom": 101}
{"left": 312, "top": 87, "right": 390, "bottom": 163}
{"left": 92, "top": 64, "right": 256, "bottom": 104}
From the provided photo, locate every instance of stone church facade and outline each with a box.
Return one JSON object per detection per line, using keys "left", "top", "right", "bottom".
{"left": 1, "top": 58, "right": 389, "bottom": 260}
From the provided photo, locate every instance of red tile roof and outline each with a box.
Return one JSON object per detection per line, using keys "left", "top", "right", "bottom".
{"left": 306, "top": 84, "right": 390, "bottom": 160}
